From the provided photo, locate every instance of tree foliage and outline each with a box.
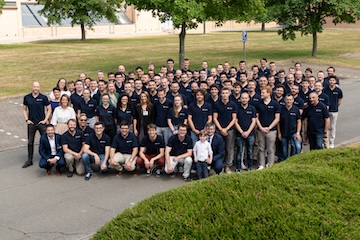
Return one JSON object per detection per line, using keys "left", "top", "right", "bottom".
{"left": 38, "top": 0, "right": 122, "bottom": 40}
{"left": 0, "top": 0, "right": 4, "bottom": 14}
{"left": 267, "top": 0, "right": 360, "bottom": 57}
{"left": 126, "top": 0, "right": 264, "bottom": 68}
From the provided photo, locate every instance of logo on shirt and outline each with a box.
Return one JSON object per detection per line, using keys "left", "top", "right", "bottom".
{"left": 75, "top": 135, "right": 81, "bottom": 138}
{"left": 226, "top": 107, "right": 233, "bottom": 110}
{"left": 155, "top": 142, "right": 160, "bottom": 145}
{"left": 162, "top": 106, "right": 169, "bottom": 109}
{"left": 88, "top": 104, "right": 94, "bottom": 107}
{"left": 290, "top": 112, "right": 296, "bottom": 116}
{"left": 182, "top": 142, "right": 188, "bottom": 145}
{"left": 107, "top": 111, "right": 113, "bottom": 114}
{"left": 316, "top": 108, "right": 322, "bottom": 113}
{"left": 126, "top": 140, "right": 133, "bottom": 143}
{"left": 268, "top": 105, "right": 274, "bottom": 109}
{"left": 246, "top": 111, "right": 253, "bottom": 115}
{"left": 36, "top": 99, "right": 43, "bottom": 102}
{"left": 100, "top": 140, "right": 106, "bottom": 144}
{"left": 202, "top": 108, "right": 209, "bottom": 112}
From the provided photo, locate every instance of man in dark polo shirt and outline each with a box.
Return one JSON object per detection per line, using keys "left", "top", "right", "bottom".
{"left": 22, "top": 81, "right": 52, "bottom": 168}
{"left": 110, "top": 121, "right": 138, "bottom": 175}
{"left": 324, "top": 75, "right": 343, "bottom": 148}
{"left": 256, "top": 86, "right": 281, "bottom": 170}
{"left": 136, "top": 123, "right": 165, "bottom": 177}
{"left": 304, "top": 92, "right": 330, "bottom": 150}
{"left": 277, "top": 94, "right": 302, "bottom": 160}
{"left": 77, "top": 89, "right": 97, "bottom": 128}
{"left": 77, "top": 113, "right": 95, "bottom": 141}
{"left": 188, "top": 89, "right": 213, "bottom": 146}
{"left": 70, "top": 80, "right": 84, "bottom": 112}
{"left": 235, "top": 92, "right": 256, "bottom": 172}
{"left": 154, "top": 88, "right": 173, "bottom": 145}
{"left": 61, "top": 119, "right": 85, "bottom": 177}
{"left": 82, "top": 122, "right": 111, "bottom": 180}
{"left": 165, "top": 124, "right": 193, "bottom": 181}
{"left": 213, "top": 87, "right": 237, "bottom": 174}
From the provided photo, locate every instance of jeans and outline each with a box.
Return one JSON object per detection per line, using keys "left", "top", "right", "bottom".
{"left": 236, "top": 135, "right": 255, "bottom": 170}
{"left": 82, "top": 153, "right": 106, "bottom": 173}
{"left": 27, "top": 123, "right": 46, "bottom": 162}
{"left": 156, "top": 127, "right": 170, "bottom": 145}
{"left": 190, "top": 131, "right": 199, "bottom": 147}
{"left": 196, "top": 161, "right": 209, "bottom": 179}
{"left": 308, "top": 133, "right": 324, "bottom": 150}
{"left": 281, "top": 134, "right": 301, "bottom": 160}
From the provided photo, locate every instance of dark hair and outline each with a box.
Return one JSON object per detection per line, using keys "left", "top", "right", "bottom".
{"left": 120, "top": 120, "right": 130, "bottom": 127}
{"left": 56, "top": 78, "right": 68, "bottom": 91}
{"left": 117, "top": 93, "right": 131, "bottom": 109}
{"left": 52, "top": 87, "right": 61, "bottom": 92}
{"left": 94, "top": 122, "right": 104, "bottom": 128}
{"left": 46, "top": 124, "right": 55, "bottom": 129}
{"left": 147, "top": 123, "right": 156, "bottom": 130}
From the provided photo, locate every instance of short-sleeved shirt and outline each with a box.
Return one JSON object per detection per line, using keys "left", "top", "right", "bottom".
{"left": 249, "top": 93, "right": 261, "bottom": 108}
{"left": 256, "top": 99, "right": 281, "bottom": 130}
{"left": 154, "top": 98, "right": 173, "bottom": 127}
{"left": 304, "top": 102, "right": 329, "bottom": 135}
{"left": 193, "top": 140, "right": 212, "bottom": 162}
{"left": 230, "top": 94, "right": 241, "bottom": 106}
{"left": 206, "top": 96, "right": 219, "bottom": 110}
{"left": 299, "top": 89, "right": 313, "bottom": 107}
{"left": 188, "top": 102, "right": 213, "bottom": 131}
{"left": 140, "top": 135, "right": 165, "bottom": 155}
{"left": 324, "top": 86, "right": 343, "bottom": 112}
{"left": 96, "top": 104, "right": 117, "bottom": 126}
{"left": 116, "top": 107, "right": 133, "bottom": 125}
{"left": 293, "top": 96, "right": 304, "bottom": 112}
{"left": 167, "top": 134, "right": 193, "bottom": 156}
{"left": 78, "top": 98, "right": 98, "bottom": 118}
{"left": 23, "top": 93, "right": 50, "bottom": 124}
{"left": 61, "top": 129, "right": 84, "bottom": 153}
{"left": 237, "top": 104, "right": 256, "bottom": 136}
{"left": 318, "top": 92, "right": 330, "bottom": 108}
{"left": 77, "top": 126, "right": 94, "bottom": 140}
{"left": 70, "top": 92, "right": 83, "bottom": 112}
{"left": 213, "top": 100, "right": 237, "bottom": 128}
{"left": 280, "top": 105, "right": 301, "bottom": 137}
{"left": 167, "top": 107, "right": 188, "bottom": 126}
{"left": 111, "top": 132, "right": 138, "bottom": 154}
{"left": 85, "top": 133, "right": 111, "bottom": 154}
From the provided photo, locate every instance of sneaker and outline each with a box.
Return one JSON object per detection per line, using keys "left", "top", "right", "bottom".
{"left": 178, "top": 166, "right": 184, "bottom": 173}
{"left": 190, "top": 169, "right": 197, "bottom": 174}
{"left": 235, "top": 169, "right": 241, "bottom": 173}
{"left": 146, "top": 169, "right": 152, "bottom": 176}
{"left": 225, "top": 167, "right": 232, "bottom": 174}
{"left": 84, "top": 172, "right": 92, "bottom": 181}
{"left": 67, "top": 171, "right": 74, "bottom": 177}
{"left": 170, "top": 172, "right": 176, "bottom": 178}
{"left": 329, "top": 144, "right": 335, "bottom": 149}
{"left": 155, "top": 169, "right": 161, "bottom": 177}
{"left": 257, "top": 165, "right": 265, "bottom": 170}
{"left": 184, "top": 177, "right": 192, "bottom": 182}
{"left": 265, "top": 163, "right": 270, "bottom": 168}
{"left": 241, "top": 163, "right": 247, "bottom": 170}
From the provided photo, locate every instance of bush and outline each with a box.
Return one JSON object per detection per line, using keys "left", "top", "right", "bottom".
{"left": 93, "top": 147, "right": 360, "bottom": 239}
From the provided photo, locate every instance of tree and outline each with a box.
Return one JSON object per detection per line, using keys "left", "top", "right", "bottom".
{"left": 267, "top": 0, "right": 360, "bottom": 57}
{"left": 38, "top": 0, "right": 122, "bottom": 40}
{"left": 0, "top": 0, "right": 4, "bottom": 15}
{"left": 126, "top": 0, "right": 263, "bottom": 68}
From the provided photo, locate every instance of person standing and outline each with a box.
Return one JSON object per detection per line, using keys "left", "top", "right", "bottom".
{"left": 51, "top": 94, "right": 76, "bottom": 134}
{"left": 205, "top": 123, "right": 224, "bottom": 175}
{"left": 193, "top": 130, "right": 213, "bottom": 180}
{"left": 324, "top": 75, "right": 343, "bottom": 148}
{"left": 22, "top": 81, "right": 52, "bottom": 168}
{"left": 38, "top": 124, "right": 65, "bottom": 175}
{"left": 96, "top": 94, "right": 117, "bottom": 141}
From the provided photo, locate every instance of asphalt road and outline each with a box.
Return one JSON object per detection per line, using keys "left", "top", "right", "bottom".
{"left": 0, "top": 64, "right": 359, "bottom": 240}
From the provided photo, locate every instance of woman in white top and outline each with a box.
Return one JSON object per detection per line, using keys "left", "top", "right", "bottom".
{"left": 49, "top": 78, "right": 71, "bottom": 100}
{"left": 51, "top": 94, "right": 76, "bottom": 134}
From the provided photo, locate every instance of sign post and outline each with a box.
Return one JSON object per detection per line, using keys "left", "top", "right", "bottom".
{"left": 242, "top": 31, "right": 248, "bottom": 61}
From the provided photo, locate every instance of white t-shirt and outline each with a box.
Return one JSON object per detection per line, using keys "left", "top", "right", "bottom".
{"left": 50, "top": 106, "right": 76, "bottom": 125}
{"left": 193, "top": 140, "right": 213, "bottom": 162}
{"left": 49, "top": 90, "right": 71, "bottom": 100}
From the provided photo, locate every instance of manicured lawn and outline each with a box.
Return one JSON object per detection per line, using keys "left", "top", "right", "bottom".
{"left": 93, "top": 147, "right": 360, "bottom": 239}
{"left": 1, "top": 29, "right": 360, "bottom": 97}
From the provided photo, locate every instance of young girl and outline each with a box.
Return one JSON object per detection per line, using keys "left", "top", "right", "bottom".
{"left": 193, "top": 130, "right": 213, "bottom": 180}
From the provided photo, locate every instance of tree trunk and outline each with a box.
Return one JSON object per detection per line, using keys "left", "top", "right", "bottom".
{"left": 179, "top": 22, "right": 186, "bottom": 69}
{"left": 261, "top": 22, "right": 265, "bottom": 31}
{"left": 203, "top": 21, "right": 206, "bottom": 34}
{"left": 312, "top": 31, "right": 317, "bottom": 57}
{"left": 81, "top": 23, "right": 86, "bottom": 41}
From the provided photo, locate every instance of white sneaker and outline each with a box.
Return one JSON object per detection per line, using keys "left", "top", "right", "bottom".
{"left": 155, "top": 169, "right": 161, "bottom": 177}
{"left": 329, "top": 144, "right": 335, "bottom": 149}
{"left": 257, "top": 165, "right": 265, "bottom": 170}
{"left": 241, "top": 163, "right": 247, "bottom": 170}
{"left": 265, "top": 164, "right": 269, "bottom": 168}
{"left": 146, "top": 169, "right": 152, "bottom": 176}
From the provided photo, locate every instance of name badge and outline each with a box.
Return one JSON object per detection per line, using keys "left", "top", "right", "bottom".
{"left": 143, "top": 110, "right": 149, "bottom": 116}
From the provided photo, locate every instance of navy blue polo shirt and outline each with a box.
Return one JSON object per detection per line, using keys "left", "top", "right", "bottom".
{"left": 92, "top": 92, "right": 101, "bottom": 106}
{"left": 256, "top": 99, "right": 281, "bottom": 130}
{"left": 154, "top": 98, "right": 173, "bottom": 127}
{"left": 116, "top": 107, "right": 133, "bottom": 125}
{"left": 179, "top": 83, "right": 193, "bottom": 97}
{"left": 78, "top": 98, "right": 97, "bottom": 118}
{"left": 237, "top": 104, "right": 256, "bottom": 136}
{"left": 188, "top": 102, "right": 213, "bottom": 130}
{"left": 230, "top": 94, "right": 241, "bottom": 106}
{"left": 186, "top": 94, "right": 196, "bottom": 105}
{"left": 23, "top": 93, "right": 50, "bottom": 124}
{"left": 249, "top": 93, "right": 261, "bottom": 108}
{"left": 273, "top": 97, "right": 285, "bottom": 108}
{"left": 115, "top": 84, "right": 125, "bottom": 94}
{"left": 258, "top": 68, "right": 270, "bottom": 78}
{"left": 213, "top": 100, "right": 237, "bottom": 128}
{"left": 324, "top": 86, "right": 343, "bottom": 112}
{"left": 96, "top": 105, "right": 117, "bottom": 126}
{"left": 85, "top": 133, "right": 111, "bottom": 155}
{"left": 299, "top": 89, "right": 313, "bottom": 107}
{"left": 166, "top": 92, "right": 188, "bottom": 106}
{"left": 111, "top": 132, "right": 138, "bottom": 154}
{"left": 70, "top": 92, "right": 83, "bottom": 112}
{"left": 304, "top": 102, "right": 329, "bottom": 134}
{"left": 206, "top": 97, "right": 219, "bottom": 110}
{"left": 129, "top": 92, "right": 139, "bottom": 106}
{"left": 293, "top": 96, "right": 304, "bottom": 112}
{"left": 77, "top": 126, "right": 94, "bottom": 140}
{"left": 61, "top": 129, "right": 84, "bottom": 153}
{"left": 140, "top": 135, "right": 165, "bottom": 155}
{"left": 318, "top": 92, "right": 330, "bottom": 108}
{"left": 167, "top": 134, "right": 193, "bottom": 156}
{"left": 280, "top": 105, "right": 301, "bottom": 137}
{"left": 167, "top": 107, "right": 188, "bottom": 126}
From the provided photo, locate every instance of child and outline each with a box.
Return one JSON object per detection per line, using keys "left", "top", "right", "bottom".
{"left": 193, "top": 130, "right": 213, "bottom": 179}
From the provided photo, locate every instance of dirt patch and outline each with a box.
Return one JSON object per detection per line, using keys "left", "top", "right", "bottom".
{"left": 340, "top": 53, "right": 360, "bottom": 59}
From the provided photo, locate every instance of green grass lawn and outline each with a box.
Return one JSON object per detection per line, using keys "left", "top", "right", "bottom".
{"left": 93, "top": 147, "right": 360, "bottom": 239}
{"left": 1, "top": 29, "right": 360, "bottom": 98}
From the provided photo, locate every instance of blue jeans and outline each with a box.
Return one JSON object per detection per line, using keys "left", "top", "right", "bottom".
{"left": 308, "top": 133, "right": 324, "bottom": 150}
{"left": 82, "top": 153, "right": 106, "bottom": 173}
{"left": 196, "top": 161, "right": 209, "bottom": 179}
{"left": 190, "top": 131, "right": 199, "bottom": 147}
{"left": 281, "top": 134, "right": 301, "bottom": 160}
{"left": 236, "top": 135, "right": 255, "bottom": 170}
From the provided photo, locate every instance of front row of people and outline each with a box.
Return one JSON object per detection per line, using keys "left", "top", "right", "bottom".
{"left": 39, "top": 120, "right": 224, "bottom": 181}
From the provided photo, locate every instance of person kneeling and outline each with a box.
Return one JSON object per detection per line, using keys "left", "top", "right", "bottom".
{"left": 193, "top": 130, "right": 213, "bottom": 180}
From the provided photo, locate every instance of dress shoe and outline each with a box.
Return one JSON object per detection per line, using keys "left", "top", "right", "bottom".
{"left": 22, "top": 161, "right": 33, "bottom": 168}
{"left": 56, "top": 170, "right": 61, "bottom": 176}
{"left": 46, "top": 169, "right": 51, "bottom": 176}
{"left": 67, "top": 171, "right": 74, "bottom": 178}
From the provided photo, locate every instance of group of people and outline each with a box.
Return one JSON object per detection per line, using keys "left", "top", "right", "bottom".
{"left": 22, "top": 58, "right": 343, "bottom": 181}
